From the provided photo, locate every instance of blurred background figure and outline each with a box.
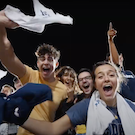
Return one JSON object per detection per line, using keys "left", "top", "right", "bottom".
{"left": 1, "top": 84, "right": 14, "bottom": 96}
{"left": 56, "top": 66, "right": 82, "bottom": 103}
{"left": 0, "top": 84, "right": 18, "bottom": 135}
{"left": 55, "top": 66, "right": 82, "bottom": 135}
{"left": 77, "top": 68, "right": 94, "bottom": 100}
{"left": 75, "top": 68, "right": 94, "bottom": 135}
{"left": 13, "top": 77, "right": 23, "bottom": 90}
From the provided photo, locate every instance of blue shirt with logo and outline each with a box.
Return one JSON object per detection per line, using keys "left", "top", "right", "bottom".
{"left": 120, "top": 70, "right": 135, "bottom": 101}
{"left": 66, "top": 98, "right": 135, "bottom": 135}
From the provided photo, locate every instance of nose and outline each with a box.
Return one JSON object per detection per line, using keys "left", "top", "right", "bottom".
{"left": 43, "top": 59, "right": 49, "bottom": 64}
{"left": 66, "top": 75, "right": 72, "bottom": 80}
{"left": 104, "top": 75, "right": 109, "bottom": 82}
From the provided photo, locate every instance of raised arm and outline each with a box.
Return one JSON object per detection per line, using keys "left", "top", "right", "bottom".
{"left": 107, "top": 22, "right": 119, "bottom": 65}
{"left": 0, "top": 10, "right": 26, "bottom": 78}
{"left": 23, "top": 115, "right": 72, "bottom": 135}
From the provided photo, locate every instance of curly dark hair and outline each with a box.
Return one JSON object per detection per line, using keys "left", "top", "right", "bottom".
{"left": 35, "top": 43, "right": 60, "bottom": 60}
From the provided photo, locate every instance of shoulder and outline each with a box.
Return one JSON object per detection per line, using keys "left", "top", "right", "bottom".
{"left": 122, "top": 70, "right": 135, "bottom": 78}
{"left": 53, "top": 79, "right": 67, "bottom": 93}
{"left": 20, "top": 65, "right": 39, "bottom": 84}
{"left": 125, "top": 98, "right": 135, "bottom": 112}
{"left": 24, "top": 65, "right": 38, "bottom": 73}
{"left": 66, "top": 98, "right": 90, "bottom": 116}
{"left": 66, "top": 98, "right": 90, "bottom": 126}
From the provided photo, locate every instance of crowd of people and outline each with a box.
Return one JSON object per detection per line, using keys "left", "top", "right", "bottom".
{"left": 0, "top": 6, "right": 135, "bottom": 135}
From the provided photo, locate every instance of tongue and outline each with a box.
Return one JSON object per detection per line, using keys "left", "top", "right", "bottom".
{"left": 104, "top": 88, "right": 112, "bottom": 96}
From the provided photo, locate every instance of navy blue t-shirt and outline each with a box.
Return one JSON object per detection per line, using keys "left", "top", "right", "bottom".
{"left": 120, "top": 70, "right": 135, "bottom": 101}
{"left": 66, "top": 98, "right": 135, "bottom": 135}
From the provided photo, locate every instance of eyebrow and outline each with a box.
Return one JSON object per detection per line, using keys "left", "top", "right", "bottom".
{"left": 96, "top": 70, "right": 115, "bottom": 75}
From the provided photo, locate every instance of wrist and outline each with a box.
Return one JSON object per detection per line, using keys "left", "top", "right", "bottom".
{"left": 108, "top": 36, "right": 113, "bottom": 42}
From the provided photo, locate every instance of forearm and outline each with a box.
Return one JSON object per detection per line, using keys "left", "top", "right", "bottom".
{"left": 22, "top": 118, "right": 54, "bottom": 135}
{"left": 0, "top": 26, "right": 25, "bottom": 78}
{"left": 22, "top": 115, "right": 72, "bottom": 135}
{"left": 108, "top": 38, "right": 119, "bottom": 65}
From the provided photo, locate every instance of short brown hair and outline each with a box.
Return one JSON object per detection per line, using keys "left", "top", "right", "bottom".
{"left": 35, "top": 43, "right": 60, "bottom": 60}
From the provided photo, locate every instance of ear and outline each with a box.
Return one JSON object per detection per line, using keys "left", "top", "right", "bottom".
{"left": 37, "top": 60, "right": 39, "bottom": 69}
{"left": 56, "top": 61, "right": 59, "bottom": 68}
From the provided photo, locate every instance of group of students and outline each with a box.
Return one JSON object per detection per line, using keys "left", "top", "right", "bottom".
{"left": 0, "top": 7, "right": 135, "bottom": 135}
{"left": 1, "top": 77, "right": 23, "bottom": 96}
{"left": 55, "top": 66, "right": 93, "bottom": 135}
{"left": 0, "top": 77, "right": 23, "bottom": 135}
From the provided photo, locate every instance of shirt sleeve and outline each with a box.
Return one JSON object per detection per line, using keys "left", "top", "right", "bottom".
{"left": 66, "top": 98, "right": 90, "bottom": 127}
{"left": 20, "top": 65, "right": 39, "bottom": 84}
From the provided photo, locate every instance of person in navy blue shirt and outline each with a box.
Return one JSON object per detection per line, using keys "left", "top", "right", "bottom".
{"left": 107, "top": 22, "right": 135, "bottom": 101}
{"left": 5, "top": 61, "right": 135, "bottom": 135}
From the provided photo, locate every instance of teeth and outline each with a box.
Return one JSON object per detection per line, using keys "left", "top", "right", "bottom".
{"left": 83, "top": 84, "right": 89, "bottom": 89}
{"left": 65, "top": 82, "right": 69, "bottom": 84}
{"left": 103, "top": 84, "right": 112, "bottom": 91}
{"left": 104, "top": 84, "right": 111, "bottom": 87}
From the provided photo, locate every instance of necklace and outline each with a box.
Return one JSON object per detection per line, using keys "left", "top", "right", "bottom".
{"left": 107, "top": 106, "right": 118, "bottom": 119}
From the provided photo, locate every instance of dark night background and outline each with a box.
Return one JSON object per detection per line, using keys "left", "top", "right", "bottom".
{"left": 0, "top": 1, "right": 135, "bottom": 88}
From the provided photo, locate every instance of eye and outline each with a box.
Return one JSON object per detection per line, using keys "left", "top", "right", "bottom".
{"left": 109, "top": 73, "right": 115, "bottom": 77}
{"left": 78, "top": 78, "right": 83, "bottom": 82}
{"left": 70, "top": 74, "right": 75, "bottom": 79}
{"left": 97, "top": 75, "right": 103, "bottom": 79}
{"left": 63, "top": 73, "right": 68, "bottom": 76}
{"left": 85, "top": 76, "right": 92, "bottom": 80}
{"left": 48, "top": 57, "right": 53, "bottom": 62}
{"left": 38, "top": 56, "right": 45, "bottom": 61}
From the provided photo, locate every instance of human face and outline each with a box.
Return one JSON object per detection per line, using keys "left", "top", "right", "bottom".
{"left": 37, "top": 54, "right": 59, "bottom": 81}
{"left": 1, "top": 87, "right": 12, "bottom": 96}
{"left": 94, "top": 64, "right": 118, "bottom": 106}
{"left": 14, "top": 80, "right": 23, "bottom": 90}
{"left": 78, "top": 72, "right": 93, "bottom": 95}
{"left": 61, "top": 70, "right": 75, "bottom": 89}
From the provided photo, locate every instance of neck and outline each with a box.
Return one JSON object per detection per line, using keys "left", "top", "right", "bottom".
{"left": 85, "top": 93, "right": 90, "bottom": 98}
{"left": 41, "top": 73, "right": 56, "bottom": 82}
{"left": 106, "top": 97, "right": 117, "bottom": 107}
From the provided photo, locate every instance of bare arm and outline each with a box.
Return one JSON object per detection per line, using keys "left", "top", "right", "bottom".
{"left": 0, "top": 10, "right": 26, "bottom": 78}
{"left": 22, "top": 115, "right": 72, "bottom": 135}
{"left": 107, "top": 22, "right": 119, "bottom": 65}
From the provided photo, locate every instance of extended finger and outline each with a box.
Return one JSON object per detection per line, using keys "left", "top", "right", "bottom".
{"left": 109, "top": 22, "right": 113, "bottom": 30}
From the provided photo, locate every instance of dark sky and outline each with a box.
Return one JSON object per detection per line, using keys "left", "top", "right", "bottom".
{"left": 0, "top": 1, "right": 135, "bottom": 87}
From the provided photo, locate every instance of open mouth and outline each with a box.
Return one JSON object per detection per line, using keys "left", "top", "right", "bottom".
{"left": 64, "top": 81, "right": 72, "bottom": 87}
{"left": 42, "top": 67, "right": 50, "bottom": 72}
{"left": 43, "top": 67, "right": 50, "bottom": 71}
{"left": 103, "top": 85, "right": 112, "bottom": 91}
{"left": 65, "top": 80, "right": 70, "bottom": 84}
{"left": 42, "top": 67, "right": 51, "bottom": 75}
{"left": 103, "top": 85, "right": 113, "bottom": 96}
{"left": 83, "top": 85, "right": 89, "bottom": 89}
{"left": 82, "top": 83, "right": 90, "bottom": 89}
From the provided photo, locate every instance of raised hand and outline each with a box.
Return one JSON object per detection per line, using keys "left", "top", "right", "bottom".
{"left": 107, "top": 22, "right": 117, "bottom": 40}
{"left": 66, "top": 87, "right": 74, "bottom": 102}
{"left": 0, "top": 10, "right": 18, "bottom": 28}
